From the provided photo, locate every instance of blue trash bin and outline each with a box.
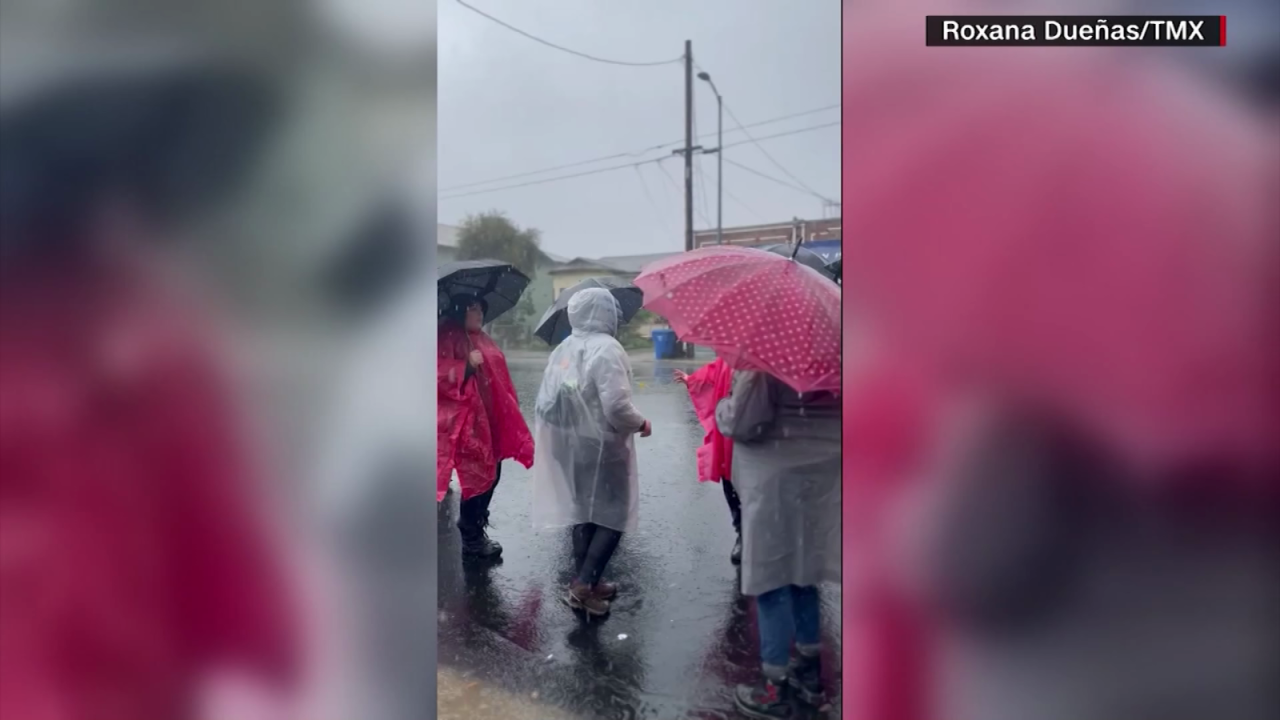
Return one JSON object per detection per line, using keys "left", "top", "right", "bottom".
{"left": 651, "top": 328, "right": 676, "bottom": 359}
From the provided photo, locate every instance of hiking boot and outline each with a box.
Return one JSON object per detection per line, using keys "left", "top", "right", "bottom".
{"left": 733, "top": 675, "right": 792, "bottom": 719}
{"left": 730, "top": 533, "right": 743, "bottom": 565}
{"left": 592, "top": 581, "right": 618, "bottom": 601}
{"left": 564, "top": 581, "right": 610, "bottom": 617}
{"left": 787, "top": 651, "right": 827, "bottom": 708}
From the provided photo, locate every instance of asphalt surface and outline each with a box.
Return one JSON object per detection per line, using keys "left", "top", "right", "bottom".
{"left": 437, "top": 356, "right": 842, "bottom": 720}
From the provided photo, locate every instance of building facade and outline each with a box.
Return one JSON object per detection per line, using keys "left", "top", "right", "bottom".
{"left": 693, "top": 217, "right": 841, "bottom": 259}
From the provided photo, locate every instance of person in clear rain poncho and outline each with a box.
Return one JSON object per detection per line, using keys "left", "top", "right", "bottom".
{"left": 531, "top": 287, "right": 651, "bottom": 618}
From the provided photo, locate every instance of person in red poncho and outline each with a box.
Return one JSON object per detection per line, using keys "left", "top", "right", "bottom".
{"left": 674, "top": 360, "right": 742, "bottom": 564}
{"left": 437, "top": 294, "right": 534, "bottom": 559}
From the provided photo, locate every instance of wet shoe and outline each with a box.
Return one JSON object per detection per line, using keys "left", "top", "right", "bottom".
{"left": 787, "top": 652, "right": 827, "bottom": 708}
{"left": 733, "top": 676, "right": 792, "bottom": 719}
{"left": 461, "top": 532, "right": 503, "bottom": 559}
{"left": 592, "top": 581, "right": 618, "bottom": 601}
{"left": 730, "top": 533, "right": 743, "bottom": 565}
{"left": 565, "top": 582, "right": 611, "bottom": 617}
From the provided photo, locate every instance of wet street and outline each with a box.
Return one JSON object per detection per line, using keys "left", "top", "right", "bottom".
{"left": 438, "top": 356, "right": 842, "bottom": 720}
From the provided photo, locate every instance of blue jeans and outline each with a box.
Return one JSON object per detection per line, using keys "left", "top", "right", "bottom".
{"left": 756, "top": 584, "right": 821, "bottom": 670}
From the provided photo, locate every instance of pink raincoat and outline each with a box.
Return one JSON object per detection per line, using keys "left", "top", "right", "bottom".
{"left": 682, "top": 358, "right": 734, "bottom": 483}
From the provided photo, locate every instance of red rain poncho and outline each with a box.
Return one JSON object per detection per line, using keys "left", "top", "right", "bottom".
{"left": 0, "top": 262, "right": 298, "bottom": 720}
{"left": 682, "top": 358, "right": 734, "bottom": 483}
{"left": 436, "top": 321, "right": 533, "bottom": 502}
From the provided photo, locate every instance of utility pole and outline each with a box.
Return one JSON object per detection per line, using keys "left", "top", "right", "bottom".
{"left": 679, "top": 40, "right": 695, "bottom": 358}
{"left": 683, "top": 39, "right": 694, "bottom": 253}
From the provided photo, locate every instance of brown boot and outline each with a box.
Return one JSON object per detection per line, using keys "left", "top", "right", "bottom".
{"left": 565, "top": 581, "right": 610, "bottom": 617}
{"left": 592, "top": 581, "right": 618, "bottom": 601}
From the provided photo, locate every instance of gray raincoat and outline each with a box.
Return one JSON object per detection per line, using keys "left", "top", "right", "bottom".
{"left": 531, "top": 288, "right": 647, "bottom": 533}
{"left": 716, "top": 370, "right": 841, "bottom": 596}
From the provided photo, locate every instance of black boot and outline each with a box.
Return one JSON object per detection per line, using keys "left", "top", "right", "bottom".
{"left": 734, "top": 672, "right": 792, "bottom": 719}
{"left": 458, "top": 490, "right": 502, "bottom": 559}
{"left": 725, "top": 479, "right": 744, "bottom": 565}
{"left": 787, "top": 650, "right": 827, "bottom": 708}
{"left": 461, "top": 525, "right": 502, "bottom": 559}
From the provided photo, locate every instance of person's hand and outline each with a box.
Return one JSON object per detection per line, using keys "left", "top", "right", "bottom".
{"left": 672, "top": 369, "right": 688, "bottom": 385}
{"left": 468, "top": 350, "right": 484, "bottom": 368}
{"left": 639, "top": 420, "right": 652, "bottom": 438}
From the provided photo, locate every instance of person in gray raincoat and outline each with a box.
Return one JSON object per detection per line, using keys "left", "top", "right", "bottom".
{"left": 716, "top": 369, "right": 841, "bottom": 717}
{"left": 532, "top": 287, "right": 651, "bottom": 618}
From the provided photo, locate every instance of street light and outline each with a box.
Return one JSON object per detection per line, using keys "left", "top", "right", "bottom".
{"left": 696, "top": 71, "right": 723, "bottom": 246}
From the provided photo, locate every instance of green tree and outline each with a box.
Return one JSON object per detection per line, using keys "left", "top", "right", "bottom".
{"left": 456, "top": 210, "right": 542, "bottom": 276}
{"left": 512, "top": 290, "right": 538, "bottom": 326}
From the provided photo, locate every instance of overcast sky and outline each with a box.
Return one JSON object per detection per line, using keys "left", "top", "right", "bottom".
{"left": 437, "top": 0, "right": 841, "bottom": 259}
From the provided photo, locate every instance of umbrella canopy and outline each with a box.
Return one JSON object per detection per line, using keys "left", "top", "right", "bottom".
{"left": 759, "top": 243, "right": 836, "bottom": 280}
{"left": 636, "top": 246, "right": 841, "bottom": 394}
{"left": 535, "top": 276, "right": 643, "bottom": 345}
{"left": 828, "top": 256, "right": 842, "bottom": 284}
{"left": 437, "top": 259, "right": 531, "bottom": 325}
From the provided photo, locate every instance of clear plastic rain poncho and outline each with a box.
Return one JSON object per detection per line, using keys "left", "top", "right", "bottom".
{"left": 532, "top": 288, "right": 647, "bottom": 533}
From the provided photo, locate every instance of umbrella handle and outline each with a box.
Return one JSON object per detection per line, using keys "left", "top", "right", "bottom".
{"left": 465, "top": 332, "right": 488, "bottom": 385}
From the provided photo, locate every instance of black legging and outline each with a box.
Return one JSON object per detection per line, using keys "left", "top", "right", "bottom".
{"left": 572, "top": 523, "right": 622, "bottom": 586}
{"left": 458, "top": 463, "right": 501, "bottom": 535}
{"left": 723, "top": 478, "right": 742, "bottom": 532}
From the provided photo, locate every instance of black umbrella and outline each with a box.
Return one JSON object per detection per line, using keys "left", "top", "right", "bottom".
{"left": 760, "top": 243, "right": 837, "bottom": 280}
{"left": 437, "top": 259, "right": 531, "bottom": 325}
{"left": 535, "top": 276, "right": 643, "bottom": 345}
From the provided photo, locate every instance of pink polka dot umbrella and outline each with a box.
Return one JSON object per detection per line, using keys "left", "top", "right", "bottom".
{"left": 635, "top": 246, "right": 842, "bottom": 394}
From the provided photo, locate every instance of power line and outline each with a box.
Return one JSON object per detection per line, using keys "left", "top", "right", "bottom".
{"left": 719, "top": 121, "right": 839, "bottom": 152}
{"left": 692, "top": 100, "right": 712, "bottom": 225}
{"left": 722, "top": 99, "right": 836, "bottom": 204}
{"left": 693, "top": 158, "right": 713, "bottom": 227}
{"left": 455, "top": 0, "right": 682, "bottom": 67}
{"left": 633, "top": 165, "right": 674, "bottom": 237}
{"left": 440, "top": 157, "right": 663, "bottom": 200}
{"left": 437, "top": 122, "right": 838, "bottom": 201}
{"left": 724, "top": 158, "right": 828, "bottom": 200}
{"left": 654, "top": 156, "right": 684, "bottom": 198}
{"left": 439, "top": 104, "right": 839, "bottom": 192}
{"left": 651, "top": 104, "right": 839, "bottom": 153}
{"left": 724, "top": 183, "right": 767, "bottom": 223}
{"left": 440, "top": 151, "right": 641, "bottom": 193}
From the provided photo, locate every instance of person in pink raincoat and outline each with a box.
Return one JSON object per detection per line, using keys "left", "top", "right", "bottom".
{"left": 674, "top": 358, "right": 741, "bottom": 564}
{"left": 672, "top": 248, "right": 841, "bottom": 568}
